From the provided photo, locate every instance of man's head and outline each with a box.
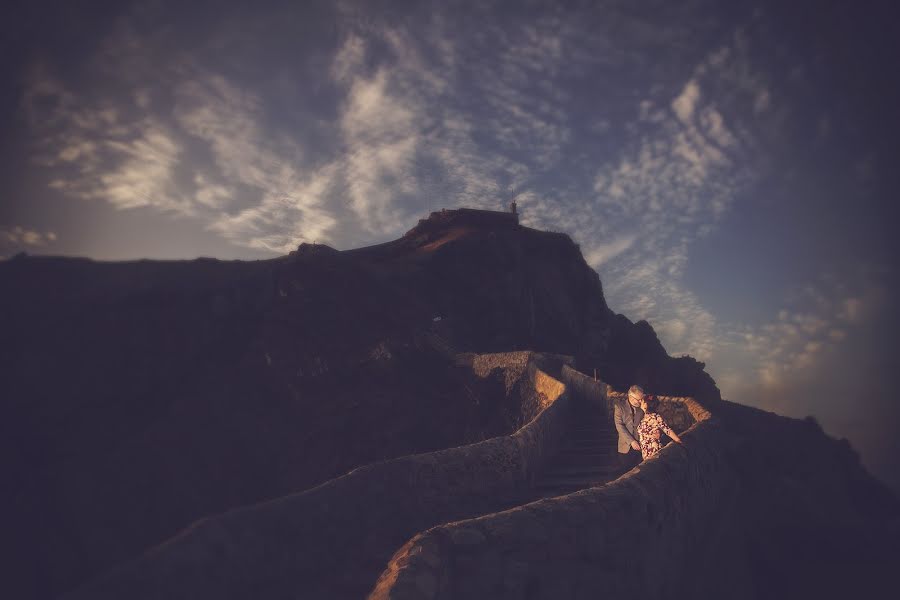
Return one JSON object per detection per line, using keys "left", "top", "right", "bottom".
{"left": 627, "top": 385, "right": 644, "bottom": 407}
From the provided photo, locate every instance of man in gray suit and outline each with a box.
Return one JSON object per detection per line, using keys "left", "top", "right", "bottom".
{"left": 615, "top": 385, "right": 645, "bottom": 471}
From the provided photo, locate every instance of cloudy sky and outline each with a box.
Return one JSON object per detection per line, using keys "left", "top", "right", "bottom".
{"left": 2, "top": 0, "right": 898, "bottom": 490}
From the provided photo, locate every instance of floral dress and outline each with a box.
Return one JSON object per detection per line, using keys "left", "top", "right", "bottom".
{"left": 637, "top": 411, "right": 676, "bottom": 459}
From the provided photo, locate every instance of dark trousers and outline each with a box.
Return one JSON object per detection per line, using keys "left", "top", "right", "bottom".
{"left": 618, "top": 448, "right": 642, "bottom": 472}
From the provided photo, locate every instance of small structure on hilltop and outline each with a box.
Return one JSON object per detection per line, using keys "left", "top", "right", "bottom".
{"left": 405, "top": 207, "right": 520, "bottom": 239}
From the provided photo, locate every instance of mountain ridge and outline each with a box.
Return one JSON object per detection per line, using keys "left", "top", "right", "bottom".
{"left": 2, "top": 207, "right": 892, "bottom": 599}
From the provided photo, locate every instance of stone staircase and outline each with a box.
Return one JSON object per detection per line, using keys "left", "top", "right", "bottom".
{"left": 532, "top": 397, "right": 620, "bottom": 498}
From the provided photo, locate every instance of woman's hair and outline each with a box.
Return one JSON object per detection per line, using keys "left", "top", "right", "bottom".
{"left": 643, "top": 395, "right": 660, "bottom": 413}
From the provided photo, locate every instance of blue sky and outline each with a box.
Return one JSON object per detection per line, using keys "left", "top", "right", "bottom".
{"left": 2, "top": 0, "right": 898, "bottom": 490}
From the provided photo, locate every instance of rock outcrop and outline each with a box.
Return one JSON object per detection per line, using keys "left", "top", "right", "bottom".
{"left": 368, "top": 396, "right": 900, "bottom": 599}
{"left": 60, "top": 352, "right": 574, "bottom": 600}
{"left": 2, "top": 207, "right": 890, "bottom": 600}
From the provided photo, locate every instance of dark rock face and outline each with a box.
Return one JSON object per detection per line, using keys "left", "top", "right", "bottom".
{"left": 369, "top": 398, "right": 900, "bottom": 600}
{"left": 351, "top": 209, "right": 722, "bottom": 402}
{"left": 711, "top": 402, "right": 900, "bottom": 598}
{"left": 63, "top": 353, "right": 572, "bottom": 600}
{"left": 0, "top": 209, "right": 720, "bottom": 599}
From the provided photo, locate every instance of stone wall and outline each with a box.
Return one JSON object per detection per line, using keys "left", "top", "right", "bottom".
{"left": 512, "top": 366, "right": 569, "bottom": 487}
{"left": 458, "top": 351, "right": 573, "bottom": 430}
{"left": 66, "top": 353, "right": 572, "bottom": 600}
{"left": 653, "top": 395, "right": 700, "bottom": 433}
{"left": 462, "top": 351, "right": 532, "bottom": 387}
{"left": 560, "top": 365, "right": 695, "bottom": 432}
{"left": 560, "top": 364, "right": 610, "bottom": 417}
{"left": 368, "top": 398, "right": 736, "bottom": 600}
{"left": 608, "top": 390, "right": 697, "bottom": 433}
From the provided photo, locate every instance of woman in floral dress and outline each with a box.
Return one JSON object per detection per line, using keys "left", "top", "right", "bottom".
{"left": 636, "top": 395, "right": 684, "bottom": 459}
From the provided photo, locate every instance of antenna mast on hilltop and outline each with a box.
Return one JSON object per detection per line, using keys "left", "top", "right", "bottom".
{"left": 505, "top": 186, "right": 519, "bottom": 216}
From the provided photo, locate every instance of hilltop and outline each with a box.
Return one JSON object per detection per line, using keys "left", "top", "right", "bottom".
{"left": 2, "top": 207, "right": 896, "bottom": 600}
{"left": 1, "top": 208, "right": 717, "bottom": 598}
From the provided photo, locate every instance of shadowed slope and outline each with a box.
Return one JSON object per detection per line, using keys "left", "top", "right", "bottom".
{"left": 1, "top": 208, "right": 722, "bottom": 598}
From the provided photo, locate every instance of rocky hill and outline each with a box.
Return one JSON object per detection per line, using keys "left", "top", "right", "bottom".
{"left": 1, "top": 208, "right": 718, "bottom": 599}
{"left": 2, "top": 207, "right": 895, "bottom": 599}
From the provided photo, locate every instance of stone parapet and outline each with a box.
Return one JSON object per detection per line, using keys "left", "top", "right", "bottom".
{"left": 369, "top": 396, "right": 736, "bottom": 599}
{"left": 65, "top": 353, "right": 572, "bottom": 600}
{"left": 560, "top": 364, "right": 610, "bottom": 418}
{"left": 608, "top": 390, "right": 704, "bottom": 433}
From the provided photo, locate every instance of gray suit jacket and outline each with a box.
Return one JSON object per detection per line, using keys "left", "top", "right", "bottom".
{"left": 614, "top": 399, "right": 644, "bottom": 454}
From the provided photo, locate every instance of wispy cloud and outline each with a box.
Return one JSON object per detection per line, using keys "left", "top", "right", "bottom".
{"left": 32, "top": 2, "right": 733, "bottom": 257}
{"left": 0, "top": 226, "right": 57, "bottom": 249}
{"left": 338, "top": 65, "right": 422, "bottom": 233}
{"left": 207, "top": 163, "right": 339, "bottom": 252}
{"left": 22, "top": 2, "right": 862, "bottom": 387}
{"left": 325, "top": 5, "right": 581, "bottom": 235}
{"left": 24, "top": 27, "right": 337, "bottom": 253}
{"left": 672, "top": 80, "right": 701, "bottom": 123}
{"left": 22, "top": 3, "right": 783, "bottom": 367}
{"left": 718, "top": 266, "right": 889, "bottom": 400}
{"left": 584, "top": 234, "right": 637, "bottom": 267}
{"left": 24, "top": 4, "right": 580, "bottom": 248}
{"left": 573, "top": 37, "right": 762, "bottom": 363}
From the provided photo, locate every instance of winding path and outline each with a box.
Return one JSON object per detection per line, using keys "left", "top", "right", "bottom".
{"left": 532, "top": 393, "right": 619, "bottom": 498}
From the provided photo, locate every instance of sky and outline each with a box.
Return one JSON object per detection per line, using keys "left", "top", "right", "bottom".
{"left": 2, "top": 0, "right": 898, "bottom": 491}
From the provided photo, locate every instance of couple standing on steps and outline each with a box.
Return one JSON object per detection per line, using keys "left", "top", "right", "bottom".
{"left": 614, "top": 385, "right": 684, "bottom": 472}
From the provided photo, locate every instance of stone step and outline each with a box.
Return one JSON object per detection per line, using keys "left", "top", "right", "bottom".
{"left": 559, "top": 442, "right": 617, "bottom": 454}
{"left": 562, "top": 446, "right": 615, "bottom": 454}
{"left": 564, "top": 432, "right": 617, "bottom": 442}
{"left": 552, "top": 459, "right": 617, "bottom": 469}
{"left": 549, "top": 463, "right": 617, "bottom": 473}
{"left": 539, "top": 470, "right": 613, "bottom": 482}
{"left": 545, "top": 464, "right": 619, "bottom": 476}
{"left": 569, "top": 426, "right": 615, "bottom": 434}
{"left": 568, "top": 427, "right": 614, "bottom": 434}
{"left": 565, "top": 437, "right": 616, "bottom": 446}
{"left": 567, "top": 441, "right": 616, "bottom": 449}
{"left": 566, "top": 432, "right": 614, "bottom": 439}
{"left": 550, "top": 465, "right": 618, "bottom": 475}
{"left": 536, "top": 478, "right": 611, "bottom": 492}
{"left": 561, "top": 437, "right": 619, "bottom": 448}
{"left": 556, "top": 445, "right": 618, "bottom": 456}
{"left": 553, "top": 453, "right": 619, "bottom": 467}
{"left": 565, "top": 439, "right": 615, "bottom": 448}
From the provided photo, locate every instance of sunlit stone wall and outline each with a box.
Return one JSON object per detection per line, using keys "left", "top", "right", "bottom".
{"left": 560, "top": 364, "right": 611, "bottom": 417}
{"left": 66, "top": 353, "right": 573, "bottom": 600}
{"left": 368, "top": 398, "right": 735, "bottom": 600}
{"left": 560, "top": 364, "right": 695, "bottom": 433}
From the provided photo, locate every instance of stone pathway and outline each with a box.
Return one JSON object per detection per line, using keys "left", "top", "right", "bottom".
{"left": 531, "top": 398, "right": 620, "bottom": 498}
